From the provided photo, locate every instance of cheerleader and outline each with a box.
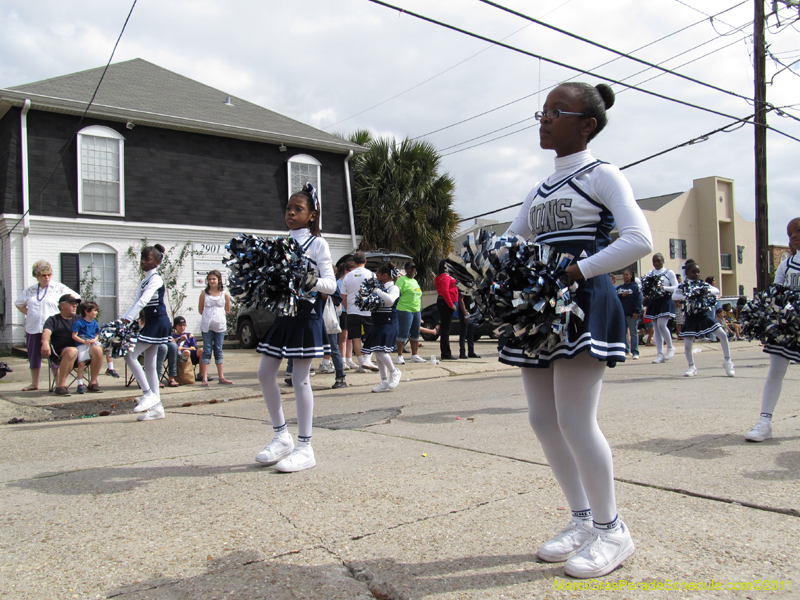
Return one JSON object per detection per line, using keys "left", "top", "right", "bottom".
{"left": 254, "top": 183, "right": 336, "bottom": 472}
{"left": 672, "top": 262, "right": 735, "bottom": 377}
{"left": 503, "top": 82, "right": 652, "bottom": 578}
{"left": 745, "top": 217, "right": 800, "bottom": 442}
{"left": 361, "top": 262, "right": 402, "bottom": 393}
{"left": 122, "top": 244, "right": 172, "bottom": 421}
{"left": 643, "top": 253, "right": 678, "bottom": 363}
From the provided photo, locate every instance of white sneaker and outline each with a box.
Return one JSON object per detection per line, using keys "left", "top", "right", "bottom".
{"left": 684, "top": 365, "right": 697, "bottom": 377}
{"left": 564, "top": 522, "right": 635, "bottom": 579}
{"left": 372, "top": 380, "right": 390, "bottom": 393}
{"left": 631, "top": 354, "right": 639, "bottom": 360}
{"left": 137, "top": 403, "right": 165, "bottom": 421}
{"left": 537, "top": 519, "right": 594, "bottom": 562}
{"left": 255, "top": 431, "right": 295, "bottom": 465}
{"left": 355, "top": 365, "right": 368, "bottom": 373}
{"left": 745, "top": 420, "right": 772, "bottom": 442}
{"left": 274, "top": 445, "right": 316, "bottom": 472}
{"left": 388, "top": 368, "right": 402, "bottom": 389}
{"left": 723, "top": 359, "right": 735, "bottom": 377}
{"left": 346, "top": 359, "right": 358, "bottom": 370}
{"left": 318, "top": 362, "right": 335, "bottom": 374}
{"left": 133, "top": 390, "right": 160, "bottom": 413}
{"left": 410, "top": 355, "right": 426, "bottom": 363}
{"left": 361, "top": 358, "right": 380, "bottom": 372}
{"left": 665, "top": 347, "right": 675, "bottom": 360}
{"left": 342, "top": 362, "right": 351, "bottom": 371}
{"left": 652, "top": 354, "right": 665, "bottom": 364}
{"left": 394, "top": 355, "right": 405, "bottom": 365}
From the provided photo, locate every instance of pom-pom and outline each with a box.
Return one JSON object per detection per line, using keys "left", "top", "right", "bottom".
{"left": 99, "top": 320, "right": 140, "bottom": 358}
{"left": 681, "top": 280, "right": 718, "bottom": 316}
{"left": 739, "top": 284, "right": 800, "bottom": 346}
{"left": 447, "top": 230, "right": 584, "bottom": 357}
{"left": 354, "top": 277, "right": 384, "bottom": 312}
{"left": 641, "top": 273, "right": 668, "bottom": 300}
{"left": 223, "top": 234, "right": 317, "bottom": 317}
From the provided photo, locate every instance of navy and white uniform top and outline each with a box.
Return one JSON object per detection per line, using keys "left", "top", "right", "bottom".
{"left": 643, "top": 267, "right": 678, "bottom": 319}
{"left": 672, "top": 281, "right": 721, "bottom": 338}
{"left": 371, "top": 283, "right": 400, "bottom": 325}
{"left": 361, "top": 282, "right": 400, "bottom": 355}
{"left": 501, "top": 150, "right": 652, "bottom": 367}
{"left": 256, "top": 228, "right": 336, "bottom": 360}
{"left": 123, "top": 268, "right": 172, "bottom": 345}
{"left": 764, "top": 253, "right": 800, "bottom": 361}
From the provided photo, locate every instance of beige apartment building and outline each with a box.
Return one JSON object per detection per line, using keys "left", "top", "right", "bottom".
{"left": 457, "top": 175, "right": 758, "bottom": 299}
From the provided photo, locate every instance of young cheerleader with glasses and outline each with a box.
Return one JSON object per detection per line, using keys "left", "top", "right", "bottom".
{"left": 503, "top": 82, "right": 653, "bottom": 578}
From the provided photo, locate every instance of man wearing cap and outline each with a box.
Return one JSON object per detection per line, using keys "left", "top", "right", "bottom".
{"left": 42, "top": 294, "right": 103, "bottom": 395}
{"left": 164, "top": 316, "right": 198, "bottom": 386}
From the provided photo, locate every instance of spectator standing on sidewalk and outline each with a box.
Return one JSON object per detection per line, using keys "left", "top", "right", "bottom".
{"left": 342, "top": 251, "right": 379, "bottom": 373}
{"left": 434, "top": 260, "right": 459, "bottom": 360}
{"left": 616, "top": 269, "right": 642, "bottom": 359}
{"left": 395, "top": 261, "right": 425, "bottom": 364}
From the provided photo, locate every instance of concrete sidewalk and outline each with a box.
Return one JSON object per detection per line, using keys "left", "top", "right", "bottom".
{"left": 1, "top": 338, "right": 798, "bottom": 599}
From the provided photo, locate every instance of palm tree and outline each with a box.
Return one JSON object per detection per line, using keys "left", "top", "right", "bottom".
{"left": 345, "top": 130, "right": 459, "bottom": 288}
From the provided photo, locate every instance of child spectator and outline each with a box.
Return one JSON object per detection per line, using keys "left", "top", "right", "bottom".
{"left": 71, "top": 301, "right": 102, "bottom": 394}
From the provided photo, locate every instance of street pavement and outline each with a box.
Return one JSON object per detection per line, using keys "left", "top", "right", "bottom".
{"left": 0, "top": 338, "right": 798, "bottom": 599}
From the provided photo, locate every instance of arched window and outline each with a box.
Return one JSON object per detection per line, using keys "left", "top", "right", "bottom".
{"left": 79, "top": 243, "right": 118, "bottom": 320}
{"left": 77, "top": 125, "right": 125, "bottom": 216}
{"left": 287, "top": 153, "right": 321, "bottom": 199}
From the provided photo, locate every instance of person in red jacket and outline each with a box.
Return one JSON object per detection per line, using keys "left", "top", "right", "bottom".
{"left": 434, "top": 260, "right": 459, "bottom": 360}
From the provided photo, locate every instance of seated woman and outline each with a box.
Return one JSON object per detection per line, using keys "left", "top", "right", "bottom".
{"left": 718, "top": 304, "right": 743, "bottom": 341}
{"left": 165, "top": 316, "right": 198, "bottom": 386}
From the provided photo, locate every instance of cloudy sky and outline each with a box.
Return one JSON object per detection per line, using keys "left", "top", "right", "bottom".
{"left": 1, "top": 0, "right": 798, "bottom": 243}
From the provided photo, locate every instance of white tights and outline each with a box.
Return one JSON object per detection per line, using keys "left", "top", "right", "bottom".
{"left": 521, "top": 352, "right": 617, "bottom": 524}
{"left": 653, "top": 316, "right": 673, "bottom": 356}
{"left": 257, "top": 356, "right": 314, "bottom": 439}
{"left": 372, "top": 351, "right": 396, "bottom": 381}
{"left": 760, "top": 354, "right": 790, "bottom": 417}
{"left": 683, "top": 329, "right": 730, "bottom": 364}
{"left": 125, "top": 342, "right": 160, "bottom": 399}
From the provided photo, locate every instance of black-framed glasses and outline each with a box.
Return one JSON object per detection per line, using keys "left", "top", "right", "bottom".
{"left": 534, "top": 109, "right": 585, "bottom": 120}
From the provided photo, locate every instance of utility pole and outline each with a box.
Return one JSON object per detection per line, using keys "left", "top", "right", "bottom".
{"left": 754, "top": 0, "right": 769, "bottom": 289}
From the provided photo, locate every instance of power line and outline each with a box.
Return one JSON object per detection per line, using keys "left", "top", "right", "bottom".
{"left": 478, "top": 0, "right": 755, "bottom": 103}
{"left": 411, "top": 4, "right": 749, "bottom": 142}
{"left": 8, "top": 0, "right": 139, "bottom": 237}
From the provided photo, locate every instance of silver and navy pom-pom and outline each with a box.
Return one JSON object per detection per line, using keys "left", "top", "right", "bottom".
{"left": 641, "top": 273, "right": 668, "bottom": 300}
{"left": 447, "top": 230, "right": 584, "bottom": 357}
{"left": 223, "top": 234, "right": 317, "bottom": 317}
{"left": 99, "top": 320, "right": 140, "bottom": 358}
{"left": 681, "top": 280, "right": 718, "bottom": 316}
{"left": 354, "top": 277, "right": 384, "bottom": 312}
{"left": 739, "top": 284, "right": 800, "bottom": 346}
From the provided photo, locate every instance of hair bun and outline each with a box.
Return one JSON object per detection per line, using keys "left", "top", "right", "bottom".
{"left": 596, "top": 84, "right": 615, "bottom": 110}
{"left": 154, "top": 244, "right": 166, "bottom": 254}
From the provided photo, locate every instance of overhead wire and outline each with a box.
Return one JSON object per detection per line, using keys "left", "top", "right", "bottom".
{"left": 7, "top": 0, "right": 139, "bottom": 237}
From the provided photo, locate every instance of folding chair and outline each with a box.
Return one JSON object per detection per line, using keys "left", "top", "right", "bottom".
{"left": 47, "top": 345, "right": 81, "bottom": 393}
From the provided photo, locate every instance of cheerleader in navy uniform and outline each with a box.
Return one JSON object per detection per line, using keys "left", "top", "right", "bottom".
{"left": 745, "top": 217, "right": 800, "bottom": 442}
{"left": 362, "top": 262, "right": 402, "bottom": 393}
{"left": 502, "top": 82, "right": 652, "bottom": 578}
{"left": 672, "top": 262, "right": 735, "bottom": 377}
{"left": 643, "top": 253, "right": 678, "bottom": 363}
{"left": 254, "top": 183, "right": 336, "bottom": 472}
{"left": 122, "top": 244, "right": 172, "bottom": 421}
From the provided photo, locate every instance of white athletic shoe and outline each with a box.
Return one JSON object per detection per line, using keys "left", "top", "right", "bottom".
{"left": 684, "top": 365, "right": 697, "bottom": 377}
{"left": 361, "top": 358, "right": 380, "bottom": 372}
{"left": 723, "top": 359, "right": 736, "bottom": 377}
{"left": 372, "top": 380, "right": 390, "bottom": 393}
{"left": 342, "top": 361, "right": 351, "bottom": 371}
{"left": 410, "top": 355, "right": 426, "bottom": 363}
{"left": 394, "top": 355, "right": 405, "bottom": 365}
{"left": 318, "top": 362, "right": 335, "bottom": 374}
{"left": 652, "top": 354, "right": 665, "bottom": 364}
{"left": 388, "top": 368, "right": 402, "bottom": 389}
{"left": 564, "top": 522, "right": 635, "bottom": 579}
{"left": 355, "top": 365, "right": 368, "bottom": 373}
{"left": 274, "top": 445, "right": 316, "bottom": 472}
{"left": 136, "top": 403, "right": 165, "bottom": 421}
{"left": 346, "top": 359, "right": 358, "bottom": 370}
{"left": 631, "top": 354, "right": 639, "bottom": 360}
{"left": 537, "top": 519, "right": 594, "bottom": 562}
{"left": 664, "top": 347, "right": 676, "bottom": 360}
{"left": 133, "top": 390, "right": 160, "bottom": 413}
{"left": 255, "top": 431, "right": 294, "bottom": 465}
{"left": 745, "top": 420, "right": 772, "bottom": 442}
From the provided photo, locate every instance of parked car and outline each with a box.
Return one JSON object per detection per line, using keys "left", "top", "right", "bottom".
{"left": 419, "top": 301, "right": 497, "bottom": 342}
{"left": 235, "top": 249, "right": 413, "bottom": 349}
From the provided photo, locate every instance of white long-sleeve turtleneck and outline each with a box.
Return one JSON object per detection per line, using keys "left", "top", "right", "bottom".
{"left": 506, "top": 149, "right": 653, "bottom": 279}
{"left": 289, "top": 228, "right": 337, "bottom": 295}
{"left": 123, "top": 268, "right": 164, "bottom": 322}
